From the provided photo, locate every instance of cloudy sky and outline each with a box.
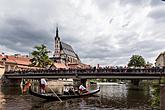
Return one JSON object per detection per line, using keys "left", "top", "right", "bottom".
{"left": 0, "top": 0, "right": 165, "bottom": 66}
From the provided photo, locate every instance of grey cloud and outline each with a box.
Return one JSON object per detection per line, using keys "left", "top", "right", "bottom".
{"left": 116, "top": 32, "right": 139, "bottom": 44}
{"left": 93, "top": 0, "right": 115, "bottom": 10}
{"left": 82, "top": 55, "right": 129, "bottom": 66}
{"left": 133, "top": 40, "right": 165, "bottom": 52}
{"left": 78, "top": 33, "right": 165, "bottom": 66}
{"left": 119, "top": 0, "right": 143, "bottom": 6}
{"left": 148, "top": 6, "right": 165, "bottom": 23}
{"left": 93, "top": 0, "right": 144, "bottom": 11}
{"left": 77, "top": 35, "right": 116, "bottom": 59}
{"left": 59, "top": 30, "right": 81, "bottom": 44}
{"left": 150, "top": 0, "right": 165, "bottom": 7}
{"left": 92, "top": 35, "right": 113, "bottom": 47}
{"left": 0, "top": 17, "right": 52, "bottom": 53}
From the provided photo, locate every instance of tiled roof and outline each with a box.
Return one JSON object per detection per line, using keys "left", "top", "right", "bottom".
{"left": 0, "top": 54, "right": 31, "bottom": 65}
{"left": 68, "top": 63, "right": 91, "bottom": 69}
{"left": 54, "top": 63, "right": 68, "bottom": 69}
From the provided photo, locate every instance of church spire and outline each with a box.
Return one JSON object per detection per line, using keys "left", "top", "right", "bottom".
{"left": 55, "top": 25, "right": 60, "bottom": 40}
{"left": 56, "top": 26, "right": 59, "bottom": 37}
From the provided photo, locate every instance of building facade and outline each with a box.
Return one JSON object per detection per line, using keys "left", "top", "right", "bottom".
{"left": 155, "top": 52, "right": 165, "bottom": 67}
{"left": 53, "top": 27, "right": 80, "bottom": 64}
{"left": 0, "top": 54, "right": 36, "bottom": 72}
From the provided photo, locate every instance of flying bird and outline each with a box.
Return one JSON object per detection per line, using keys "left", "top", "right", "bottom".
{"left": 109, "top": 18, "right": 114, "bottom": 24}
{"left": 122, "top": 21, "right": 130, "bottom": 28}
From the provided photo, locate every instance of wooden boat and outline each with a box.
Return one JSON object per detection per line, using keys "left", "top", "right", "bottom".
{"left": 29, "top": 86, "right": 100, "bottom": 101}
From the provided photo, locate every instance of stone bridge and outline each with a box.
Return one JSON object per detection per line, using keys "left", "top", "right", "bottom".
{"left": 4, "top": 68, "right": 165, "bottom": 79}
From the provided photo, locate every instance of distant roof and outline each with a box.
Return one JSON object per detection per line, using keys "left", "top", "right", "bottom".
{"left": 54, "top": 63, "right": 68, "bottom": 69}
{"left": 0, "top": 54, "right": 31, "bottom": 65}
{"left": 61, "top": 42, "right": 77, "bottom": 57}
{"left": 155, "top": 52, "right": 165, "bottom": 61}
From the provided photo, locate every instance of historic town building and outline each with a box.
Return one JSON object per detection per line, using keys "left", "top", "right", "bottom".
{"left": 155, "top": 52, "right": 165, "bottom": 67}
{"left": 53, "top": 27, "right": 81, "bottom": 64}
{"left": 0, "top": 53, "right": 35, "bottom": 72}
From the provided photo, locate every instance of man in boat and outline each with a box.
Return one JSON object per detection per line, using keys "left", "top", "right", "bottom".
{"left": 68, "top": 87, "right": 75, "bottom": 95}
{"left": 40, "top": 78, "right": 48, "bottom": 93}
{"left": 22, "top": 80, "right": 31, "bottom": 94}
{"left": 79, "top": 84, "right": 88, "bottom": 94}
{"left": 64, "top": 87, "right": 69, "bottom": 95}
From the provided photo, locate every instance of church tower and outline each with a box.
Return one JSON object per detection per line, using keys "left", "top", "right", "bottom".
{"left": 52, "top": 26, "right": 81, "bottom": 65}
{"left": 54, "top": 26, "right": 61, "bottom": 62}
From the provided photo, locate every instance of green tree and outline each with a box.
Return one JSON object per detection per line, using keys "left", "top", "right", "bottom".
{"left": 128, "top": 55, "right": 146, "bottom": 67}
{"left": 30, "top": 44, "right": 52, "bottom": 68}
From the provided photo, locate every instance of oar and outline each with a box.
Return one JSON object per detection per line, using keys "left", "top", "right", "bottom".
{"left": 48, "top": 86, "right": 62, "bottom": 102}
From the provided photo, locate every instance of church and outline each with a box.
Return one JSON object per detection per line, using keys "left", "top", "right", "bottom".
{"left": 53, "top": 27, "right": 81, "bottom": 65}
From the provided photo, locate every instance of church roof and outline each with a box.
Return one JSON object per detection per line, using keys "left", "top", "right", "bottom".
{"left": 61, "top": 42, "right": 77, "bottom": 57}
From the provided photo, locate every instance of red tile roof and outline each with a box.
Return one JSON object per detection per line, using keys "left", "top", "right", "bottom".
{"left": 68, "top": 63, "right": 91, "bottom": 69}
{"left": 0, "top": 54, "right": 31, "bottom": 66}
{"left": 54, "top": 63, "right": 68, "bottom": 69}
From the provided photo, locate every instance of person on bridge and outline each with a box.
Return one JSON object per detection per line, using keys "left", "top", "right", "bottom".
{"left": 40, "top": 78, "right": 48, "bottom": 94}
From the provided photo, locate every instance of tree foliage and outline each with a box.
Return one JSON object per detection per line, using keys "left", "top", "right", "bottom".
{"left": 30, "top": 44, "right": 52, "bottom": 68}
{"left": 128, "top": 55, "right": 146, "bottom": 67}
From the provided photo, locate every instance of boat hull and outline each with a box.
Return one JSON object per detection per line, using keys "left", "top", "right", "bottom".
{"left": 29, "top": 87, "right": 100, "bottom": 101}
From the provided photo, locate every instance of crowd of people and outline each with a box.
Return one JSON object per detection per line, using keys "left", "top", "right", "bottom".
{"left": 63, "top": 84, "right": 88, "bottom": 95}
{"left": 6, "top": 66, "right": 165, "bottom": 74}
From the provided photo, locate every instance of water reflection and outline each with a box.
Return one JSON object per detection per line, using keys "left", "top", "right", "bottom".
{"left": 0, "top": 83, "right": 158, "bottom": 110}
{"left": 1, "top": 86, "right": 22, "bottom": 95}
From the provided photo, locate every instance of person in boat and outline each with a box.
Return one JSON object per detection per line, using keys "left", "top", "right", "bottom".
{"left": 64, "top": 87, "right": 69, "bottom": 95}
{"left": 40, "top": 78, "right": 48, "bottom": 94}
{"left": 20, "top": 78, "right": 26, "bottom": 93}
{"left": 68, "top": 87, "right": 75, "bottom": 95}
{"left": 22, "top": 80, "right": 31, "bottom": 94}
{"left": 79, "top": 84, "right": 88, "bottom": 94}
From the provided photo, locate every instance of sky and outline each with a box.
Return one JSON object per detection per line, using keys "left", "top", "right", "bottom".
{"left": 0, "top": 0, "right": 165, "bottom": 66}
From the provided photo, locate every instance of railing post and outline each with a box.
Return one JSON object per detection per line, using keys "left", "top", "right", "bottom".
{"left": 75, "top": 72, "right": 78, "bottom": 78}
{"left": 159, "top": 71, "right": 162, "bottom": 84}
{"left": 160, "top": 84, "right": 165, "bottom": 110}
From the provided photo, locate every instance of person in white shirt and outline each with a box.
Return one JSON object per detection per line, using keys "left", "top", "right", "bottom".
{"left": 79, "top": 84, "right": 88, "bottom": 93}
{"left": 79, "top": 85, "right": 86, "bottom": 91}
{"left": 40, "top": 78, "right": 48, "bottom": 93}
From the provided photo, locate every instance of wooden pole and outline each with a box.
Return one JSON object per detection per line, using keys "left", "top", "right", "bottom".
{"left": 48, "top": 86, "right": 62, "bottom": 102}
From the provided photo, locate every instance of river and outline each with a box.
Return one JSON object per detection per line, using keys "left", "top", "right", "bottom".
{"left": 0, "top": 82, "right": 159, "bottom": 110}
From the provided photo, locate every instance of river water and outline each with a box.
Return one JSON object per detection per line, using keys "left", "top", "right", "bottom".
{"left": 0, "top": 82, "right": 159, "bottom": 110}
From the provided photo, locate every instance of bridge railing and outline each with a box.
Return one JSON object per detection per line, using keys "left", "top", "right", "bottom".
{"left": 4, "top": 67, "right": 165, "bottom": 75}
